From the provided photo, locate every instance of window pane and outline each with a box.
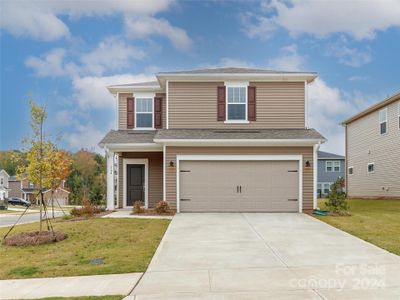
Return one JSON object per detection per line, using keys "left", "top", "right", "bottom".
{"left": 368, "top": 164, "right": 374, "bottom": 173}
{"left": 228, "top": 104, "right": 246, "bottom": 120}
{"left": 380, "top": 122, "right": 387, "bottom": 134}
{"left": 227, "top": 87, "right": 246, "bottom": 103}
{"left": 136, "top": 98, "right": 152, "bottom": 113}
{"left": 137, "top": 113, "right": 152, "bottom": 128}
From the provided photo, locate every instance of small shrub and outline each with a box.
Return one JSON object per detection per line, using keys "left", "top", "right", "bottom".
{"left": 155, "top": 200, "right": 170, "bottom": 214}
{"left": 325, "top": 177, "right": 350, "bottom": 215}
{"left": 70, "top": 200, "right": 105, "bottom": 217}
{"left": 133, "top": 201, "right": 144, "bottom": 214}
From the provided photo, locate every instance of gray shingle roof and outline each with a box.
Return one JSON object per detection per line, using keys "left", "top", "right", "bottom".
{"left": 99, "top": 130, "right": 157, "bottom": 145}
{"left": 154, "top": 128, "right": 325, "bottom": 140}
{"left": 157, "top": 67, "right": 316, "bottom": 75}
{"left": 99, "top": 129, "right": 325, "bottom": 146}
{"left": 318, "top": 151, "right": 344, "bottom": 159}
{"left": 108, "top": 81, "right": 159, "bottom": 88}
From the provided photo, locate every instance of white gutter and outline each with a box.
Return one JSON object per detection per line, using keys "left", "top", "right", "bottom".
{"left": 153, "top": 138, "right": 326, "bottom": 146}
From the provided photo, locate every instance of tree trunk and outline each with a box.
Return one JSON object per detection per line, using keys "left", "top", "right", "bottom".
{"left": 52, "top": 191, "right": 54, "bottom": 219}
{"left": 39, "top": 191, "right": 43, "bottom": 232}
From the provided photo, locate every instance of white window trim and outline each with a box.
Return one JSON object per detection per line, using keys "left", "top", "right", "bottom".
{"left": 379, "top": 107, "right": 388, "bottom": 135}
{"left": 176, "top": 155, "right": 303, "bottom": 213}
{"left": 348, "top": 166, "right": 354, "bottom": 176}
{"left": 122, "top": 158, "right": 149, "bottom": 208}
{"left": 134, "top": 97, "right": 154, "bottom": 130}
{"left": 398, "top": 102, "right": 400, "bottom": 130}
{"left": 325, "top": 161, "right": 340, "bottom": 172}
{"left": 224, "top": 82, "right": 249, "bottom": 123}
{"left": 367, "top": 162, "right": 375, "bottom": 174}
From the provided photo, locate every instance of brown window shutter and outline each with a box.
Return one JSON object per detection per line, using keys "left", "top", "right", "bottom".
{"left": 154, "top": 97, "right": 162, "bottom": 129}
{"left": 248, "top": 86, "right": 256, "bottom": 121}
{"left": 127, "top": 97, "right": 134, "bottom": 129}
{"left": 217, "top": 86, "right": 226, "bottom": 121}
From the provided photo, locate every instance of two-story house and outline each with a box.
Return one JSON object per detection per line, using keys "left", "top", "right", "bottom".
{"left": 317, "top": 151, "right": 345, "bottom": 197}
{"left": 0, "top": 169, "right": 10, "bottom": 200}
{"left": 99, "top": 68, "right": 326, "bottom": 213}
{"left": 342, "top": 92, "right": 400, "bottom": 198}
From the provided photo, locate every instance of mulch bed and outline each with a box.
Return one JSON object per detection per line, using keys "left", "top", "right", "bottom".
{"left": 3, "top": 231, "right": 68, "bottom": 246}
{"left": 131, "top": 209, "right": 175, "bottom": 216}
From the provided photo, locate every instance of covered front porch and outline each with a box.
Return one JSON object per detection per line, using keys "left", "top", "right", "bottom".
{"left": 100, "top": 130, "right": 164, "bottom": 210}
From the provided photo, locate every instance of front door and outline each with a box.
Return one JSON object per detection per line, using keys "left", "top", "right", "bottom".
{"left": 127, "top": 164, "right": 144, "bottom": 206}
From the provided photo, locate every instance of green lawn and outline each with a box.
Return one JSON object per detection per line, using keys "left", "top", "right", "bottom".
{"left": 315, "top": 198, "right": 400, "bottom": 255}
{"left": 0, "top": 218, "right": 170, "bottom": 279}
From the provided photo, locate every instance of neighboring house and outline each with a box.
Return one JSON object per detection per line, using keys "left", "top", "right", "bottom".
{"left": 0, "top": 169, "right": 10, "bottom": 200}
{"left": 342, "top": 92, "right": 400, "bottom": 198}
{"left": 317, "top": 151, "right": 345, "bottom": 197}
{"left": 43, "top": 187, "right": 70, "bottom": 206}
{"left": 99, "top": 67, "right": 326, "bottom": 213}
{"left": 8, "top": 176, "right": 22, "bottom": 198}
{"left": 8, "top": 176, "right": 69, "bottom": 205}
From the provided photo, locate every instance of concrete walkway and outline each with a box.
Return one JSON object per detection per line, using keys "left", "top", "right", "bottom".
{"left": 130, "top": 213, "right": 400, "bottom": 299}
{"left": 0, "top": 273, "right": 142, "bottom": 299}
{"left": 103, "top": 209, "right": 174, "bottom": 220}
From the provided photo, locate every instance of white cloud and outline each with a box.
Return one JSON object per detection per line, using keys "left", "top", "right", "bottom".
{"left": 64, "top": 122, "right": 106, "bottom": 153}
{"left": 0, "top": 1, "right": 70, "bottom": 41}
{"left": 0, "top": 0, "right": 176, "bottom": 41}
{"left": 240, "top": 13, "right": 277, "bottom": 40}
{"left": 81, "top": 37, "right": 146, "bottom": 76}
{"left": 327, "top": 44, "right": 372, "bottom": 67}
{"left": 244, "top": 0, "right": 400, "bottom": 40}
{"left": 72, "top": 73, "right": 154, "bottom": 109}
{"left": 25, "top": 48, "right": 71, "bottom": 77}
{"left": 267, "top": 44, "right": 305, "bottom": 71}
{"left": 307, "top": 78, "right": 367, "bottom": 155}
{"left": 124, "top": 16, "right": 193, "bottom": 51}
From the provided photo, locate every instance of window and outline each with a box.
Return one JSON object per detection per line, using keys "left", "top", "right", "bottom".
{"left": 348, "top": 167, "right": 354, "bottom": 175}
{"left": 226, "top": 86, "right": 246, "bottom": 121}
{"left": 379, "top": 108, "right": 387, "bottom": 135}
{"left": 398, "top": 102, "right": 400, "bottom": 130}
{"left": 0, "top": 177, "right": 3, "bottom": 185}
{"left": 29, "top": 182, "right": 34, "bottom": 188}
{"left": 368, "top": 163, "right": 375, "bottom": 173}
{"left": 135, "top": 98, "right": 153, "bottom": 128}
{"left": 317, "top": 184, "right": 322, "bottom": 196}
{"left": 323, "top": 183, "right": 331, "bottom": 195}
{"left": 326, "top": 161, "right": 340, "bottom": 172}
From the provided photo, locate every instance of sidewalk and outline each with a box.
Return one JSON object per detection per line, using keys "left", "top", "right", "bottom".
{"left": 0, "top": 273, "right": 142, "bottom": 299}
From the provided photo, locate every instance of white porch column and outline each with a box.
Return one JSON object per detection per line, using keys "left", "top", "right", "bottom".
{"left": 106, "top": 149, "right": 115, "bottom": 210}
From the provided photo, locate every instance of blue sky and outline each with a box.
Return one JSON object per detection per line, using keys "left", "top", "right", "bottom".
{"left": 1, "top": 0, "right": 400, "bottom": 154}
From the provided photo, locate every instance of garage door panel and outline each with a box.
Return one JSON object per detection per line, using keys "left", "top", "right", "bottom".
{"left": 179, "top": 160, "right": 299, "bottom": 212}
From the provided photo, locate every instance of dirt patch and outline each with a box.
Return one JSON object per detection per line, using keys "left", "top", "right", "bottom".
{"left": 3, "top": 231, "right": 68, "bottom": 246}
{"left": 131, "top": 209, "right": 175, "bottom": 216}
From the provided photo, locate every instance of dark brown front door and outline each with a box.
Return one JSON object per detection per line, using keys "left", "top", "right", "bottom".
{"left": 127, "top": 164, "right": 144, "bottom": 206}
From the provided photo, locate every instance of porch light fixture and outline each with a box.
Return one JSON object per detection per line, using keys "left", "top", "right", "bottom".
{"left": 169, "top": 161, "right": 175, "bottom": 167}
{"left": 305, "top": 160, "right": 311, "bottom": 167}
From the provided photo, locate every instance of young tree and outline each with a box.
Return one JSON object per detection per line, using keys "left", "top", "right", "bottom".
{"left": 14, "top": 100, "right": 53, "bottom": 231}
{"left": 325, "top": 177, "right": 349, "bottom": 215}
{"left": 47, "top": 147, "right": 72, "bottom": 218}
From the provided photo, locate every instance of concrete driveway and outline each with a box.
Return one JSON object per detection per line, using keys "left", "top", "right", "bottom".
{"left": 131, "top": 213, "right": 400, "bottom": 299}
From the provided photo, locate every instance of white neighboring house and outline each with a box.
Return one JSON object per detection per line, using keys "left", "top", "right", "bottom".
{"left": 0, "top": 169, "right": 10, "bottom": 200}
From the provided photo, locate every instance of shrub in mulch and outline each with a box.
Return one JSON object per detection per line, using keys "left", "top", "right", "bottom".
{"left": 131, "top": 200, "right": 175, "bottom": 216}
{"left": 70, "top": 203, "right": 105, "bottom": 218}
{"left": 133, "top": 201, "right": 144, "bottom": 214}
{"left": 155, "top": 200, "right": 170, "bottom": 214}
{"left": 3, "top": 231, "right": 68, "bottom": 246}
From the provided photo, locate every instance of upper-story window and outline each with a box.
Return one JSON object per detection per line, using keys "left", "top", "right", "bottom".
{"left": 379, "top": 108, "right": 387, "bottom": 135}
{"left": 136, "top": 98, "right": 153, "bottom": 129}
{"left": 367, "top": 163, "right": 375, "bottom": 173}
{"left": 226, "top": 86, "right": 247, "bottom": 121}
{"left": 326, "top": 161, "right": 340, "bottom": 172}
{"left": 0, "top": 177, "right": 3, "bottom": 185}
{"left": 29, "top": 182, "right": 34, "bottom": 188}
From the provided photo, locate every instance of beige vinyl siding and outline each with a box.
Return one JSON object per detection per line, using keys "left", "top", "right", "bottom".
{"left": 168, "top": 81, "right": 305, "bottom": 129}
{"left": 347, "top": 100, "right": 400, "bottom": 198}
{"left": 118, "top": 93, "right": 166, "bottom": 130}
{"left": 117, "top": 152, "right": 163, "bottom": 208}
{"left": 165, "top": 146, "right": 314, "bottom": 211}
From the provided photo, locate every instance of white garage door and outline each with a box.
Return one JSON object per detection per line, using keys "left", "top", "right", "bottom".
{"left": 179, "top": 160, "right": 300, "bottom": 212}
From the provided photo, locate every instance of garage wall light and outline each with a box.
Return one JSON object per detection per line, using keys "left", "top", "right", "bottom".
{"left": 169, "top": 161, "right": 175, "bottom": 167}
{"left": 305, "top": 160, "right": 311, "bottom": 167}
